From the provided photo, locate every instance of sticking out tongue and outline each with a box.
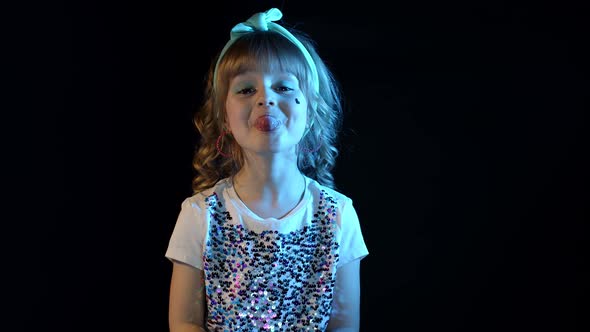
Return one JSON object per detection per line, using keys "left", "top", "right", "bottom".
{"left": 254, "top": 115, "right": 280, "bottom": 132}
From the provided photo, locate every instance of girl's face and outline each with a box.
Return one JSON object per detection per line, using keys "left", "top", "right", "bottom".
{"left": 225, "top": 70, "right": 308, "bottom": 157}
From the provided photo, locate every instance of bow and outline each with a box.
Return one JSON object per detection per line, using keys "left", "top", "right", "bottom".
{"left": 213, "top": 8, "right": 320, "bottom": 94}
{"left": 230, "top": 8, "right": 283, "bottom": 40}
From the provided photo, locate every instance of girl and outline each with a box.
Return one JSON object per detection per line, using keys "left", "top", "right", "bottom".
{"left": 166, "top": 8, "right": 368, "bottom": 332}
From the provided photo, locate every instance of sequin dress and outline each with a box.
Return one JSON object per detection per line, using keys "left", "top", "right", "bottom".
{"left": 166, "top": 177, "right": 368, "bottom": 332}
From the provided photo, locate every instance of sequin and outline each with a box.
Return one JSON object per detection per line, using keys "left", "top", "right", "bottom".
{"left": 203, "top": 190, "right": 340, "bottom": 331}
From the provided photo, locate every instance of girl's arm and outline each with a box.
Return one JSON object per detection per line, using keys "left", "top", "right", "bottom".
{"left": 326, "top": 258, "right": 362, "bottom": 332}
{"left": 169, "top": 260, "right": 207, "bottom": 332}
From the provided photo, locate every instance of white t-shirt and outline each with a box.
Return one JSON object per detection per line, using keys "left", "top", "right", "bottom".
{"left": 166, "top": 176, "right": 368, "bottom": 331}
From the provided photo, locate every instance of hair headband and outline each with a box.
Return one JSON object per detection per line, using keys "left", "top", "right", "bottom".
{"left": 213, "top": 8, "right": 320, "bottom": 94}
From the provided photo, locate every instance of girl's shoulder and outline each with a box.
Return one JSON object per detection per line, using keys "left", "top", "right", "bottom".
{"left": 306, "top": 176, "right": 353, "bottom": 205}
{"left": 183, "top": 178, "right": 232, "bottom": 209}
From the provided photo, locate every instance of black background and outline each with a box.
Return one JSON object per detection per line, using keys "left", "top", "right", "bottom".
{"left": 44, "top": 0, "right": 588, "bottom": 331}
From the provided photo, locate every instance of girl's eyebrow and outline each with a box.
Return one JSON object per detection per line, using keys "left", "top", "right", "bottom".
{"left": 230, "top": 72, "right": 299, "bottom": 87}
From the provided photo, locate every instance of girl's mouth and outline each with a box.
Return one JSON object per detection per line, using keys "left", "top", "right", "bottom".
{"left": 254, "top": 115, "right": 281, "bottom": 132}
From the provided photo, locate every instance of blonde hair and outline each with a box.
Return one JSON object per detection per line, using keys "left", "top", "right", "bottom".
{"left": 191, "top": 30, "right": 343, "bottom": 194}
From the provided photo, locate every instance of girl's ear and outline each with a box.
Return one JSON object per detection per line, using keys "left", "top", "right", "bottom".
{"left": 222, "top": 122, "right": 231, "bottom": 134}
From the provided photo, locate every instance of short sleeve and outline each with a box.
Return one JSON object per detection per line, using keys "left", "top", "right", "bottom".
{"left": 337, "top": 198, "right": 369, "bottom": 267}
{"left": 164, "top": 197, "right": 207, "bottom": 270}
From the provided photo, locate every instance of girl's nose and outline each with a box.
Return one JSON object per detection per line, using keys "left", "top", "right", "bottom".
{"left": 257, "top": 99, "right": 275, "bottom": 106}
{"left": 257, "top": 88, "right": 276, "bottom": 106}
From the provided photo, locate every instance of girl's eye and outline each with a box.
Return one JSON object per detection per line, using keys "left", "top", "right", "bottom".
{"left": 237, "top": 87, "right": 256, "bottom": 95}
{"left": 276, "top": 86, "right": 294, "bottom": 92}
{"left": 235, "top": 85, "right": 294, "bottom": 95}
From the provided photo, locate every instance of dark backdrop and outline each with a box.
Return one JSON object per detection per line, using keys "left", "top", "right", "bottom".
{"left": 49, "top": 0, "right": 587, "bottom": 331}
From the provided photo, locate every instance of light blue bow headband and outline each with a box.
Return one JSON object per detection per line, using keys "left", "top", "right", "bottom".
{"left": 213, "top": 8, "right": 320, "bottom": 94}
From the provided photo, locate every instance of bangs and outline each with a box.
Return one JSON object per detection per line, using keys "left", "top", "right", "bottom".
{"left": 217, "top": 32, "right": 311, "bottom": 90}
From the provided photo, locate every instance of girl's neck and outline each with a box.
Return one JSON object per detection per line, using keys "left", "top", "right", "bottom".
{"left": 231, "top": 165, "right": 306, "bottom": 219}
{"left": 232, "top": 164, "right": 303, "bottom": 196}
{"left": 235, "top": 153, "right": 300, "bottom": 188}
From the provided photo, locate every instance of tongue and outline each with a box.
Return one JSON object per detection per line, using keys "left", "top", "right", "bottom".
{"left": 254, "top": 115, "right": 280, "bottom": 132}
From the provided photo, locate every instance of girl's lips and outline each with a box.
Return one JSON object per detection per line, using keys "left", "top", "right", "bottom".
{"left": 254, "top": 115, "right": 281, "bottom": 132}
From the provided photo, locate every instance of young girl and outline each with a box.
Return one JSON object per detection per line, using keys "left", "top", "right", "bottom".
{"left": 165, "top": 8, "right": 369, "bottom": 332}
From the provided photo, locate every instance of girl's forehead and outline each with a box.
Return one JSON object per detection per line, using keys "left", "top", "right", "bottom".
{"left": 233, "top": 58, "right": 300, "bottom": 74}
{"left": 225, "top": 49, "right": 306, "bottom": 74}
{"left": 231, "top": 70, "right": 298, "bottom": 81}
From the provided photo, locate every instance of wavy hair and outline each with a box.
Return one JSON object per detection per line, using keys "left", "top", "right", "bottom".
{"left": 191, "top": 29, "right": 343, "bottom": 194}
